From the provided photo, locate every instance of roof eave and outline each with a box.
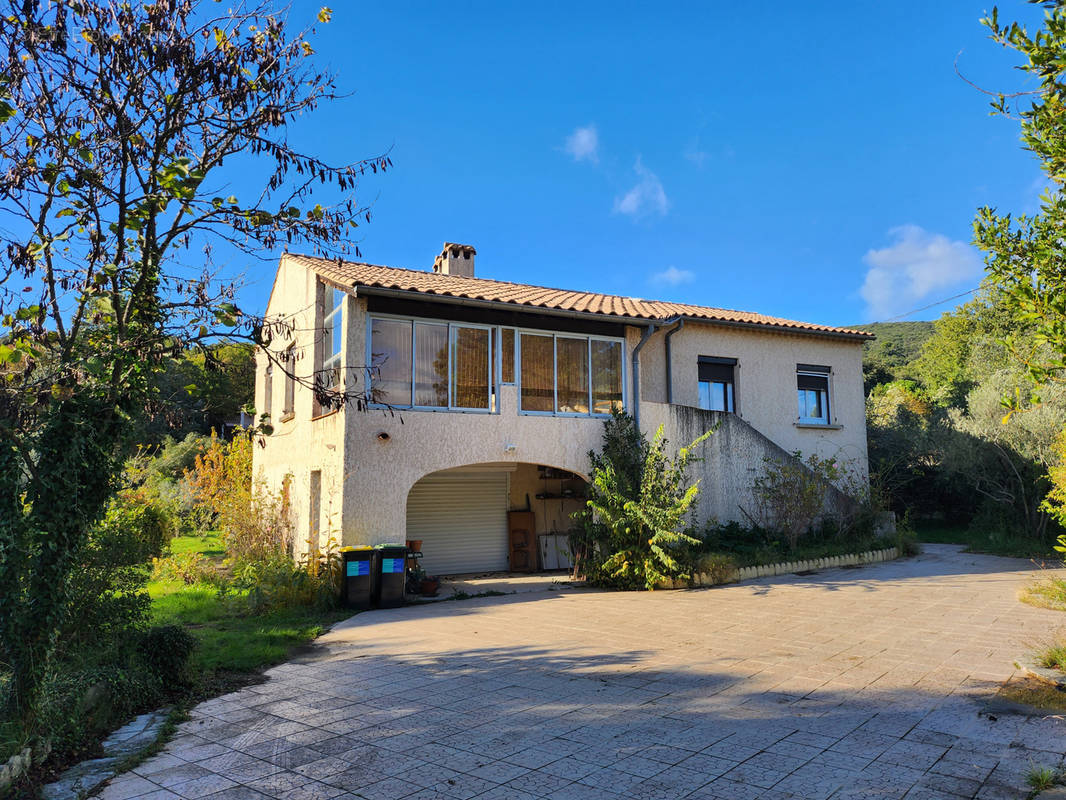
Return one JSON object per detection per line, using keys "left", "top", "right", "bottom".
{"left": 353, "top": 285, "right": 873, "bottom": 341}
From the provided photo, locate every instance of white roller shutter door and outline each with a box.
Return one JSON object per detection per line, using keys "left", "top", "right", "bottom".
{"left": 406, "top": 471, "right": 509, "bottom": 575}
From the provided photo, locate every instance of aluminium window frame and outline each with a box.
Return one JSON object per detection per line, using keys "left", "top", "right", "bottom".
{"left": 516, "top": 329, "right": 626, "bottom": 419}
{"left": 365, "top": 312, "right": 627, "bottom": 418}
{"left": 366, "top": 313, "right": 495, "bottom": 414}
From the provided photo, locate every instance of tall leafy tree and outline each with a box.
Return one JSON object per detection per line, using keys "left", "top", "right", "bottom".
{"left": 975, "top": 3, "right": 1066, "bottom": 401}
{"left": 973, "top": 3, "right": 1066, "bottom": 533}
{"left": 0, "top": 0, "right": 385, "bottom": 712}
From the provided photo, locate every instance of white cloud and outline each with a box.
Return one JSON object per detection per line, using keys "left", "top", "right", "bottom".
{"left": 564, "top": 124, "right": 599, "bottom": 163}
{"left": 650, "top": 266, "right": 695, "bottom": 287}
{"left": 860, "top": 224, "right": 982, "bottom": 320}
{"left": 614, "top": 157, "right": 669, "bottom": 218}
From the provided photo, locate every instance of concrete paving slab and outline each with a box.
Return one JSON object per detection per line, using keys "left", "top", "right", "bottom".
{"left": 95, "top": 544, "right": 1066, "bottom": 799}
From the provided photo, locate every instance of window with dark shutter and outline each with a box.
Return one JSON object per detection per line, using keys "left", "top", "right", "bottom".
{"left": 796, "top": 364, "right": 830, "bottom": 424}
{"left": 697, "top": 357, "right": 736, "bottom": 412}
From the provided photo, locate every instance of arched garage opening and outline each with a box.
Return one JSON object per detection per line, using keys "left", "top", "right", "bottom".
{"left": 405, "top": 462, "right": 589, "bottom": 576}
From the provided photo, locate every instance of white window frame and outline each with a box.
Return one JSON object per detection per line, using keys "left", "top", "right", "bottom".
{"left": 321, "top": 287, "right": 344, "bottom": 391}
{"left": 367, "top": 314, "right": 495, "bottom": 414}
{"left": 796, "top": 367, "right": 831, "bottom": 425}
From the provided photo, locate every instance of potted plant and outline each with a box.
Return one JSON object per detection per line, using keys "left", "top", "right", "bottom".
{"left": 406, "top": 564, "right": 426, "bottom": 595}
{"left": 420, "top": 575, "right": 441, "bottom": 597}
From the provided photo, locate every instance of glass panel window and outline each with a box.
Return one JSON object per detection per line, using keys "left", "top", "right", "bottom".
{"left": 500, "top": 328, "right": 515, "bottom": 383}
{"left": 414, "top": 323, "right": 449, "bottom": 407}
{"left": 591, "top": 340, "right": 623, "bottom": 414}
{"left": 556, "top": 336, "right": 589, "bottom": 413}
{"left": 282, "top": 345, "right": 296, "bottom": 416}
{"left": 321, "top": 288, "right": 344, "bottom": 390}
{"left": 520, "top": 333, "right": 554, "bottom": 412}
{"left": 697, "top": 358, "right": 735, "bottom": 413}
{"left": 698, "top": 380, "right": 734, "bottom": 412}
{"left": 796, "top": 367, "right": 830, "bottom": 424}
{"left": 453, "top": 326, "right": 490, "bottom": 409}
{"left": 263, "top": 363, "right": 272, "bottom": 418}
{"left": 370, "top": 319, "right": 412, "bottom": 406}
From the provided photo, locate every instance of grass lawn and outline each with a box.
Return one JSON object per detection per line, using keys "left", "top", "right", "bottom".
{"left": 913, "top": 522, "right": 1061, "bottom": 561}
{"left": 167, "top": 530, "right": 225, "bottom": 559}
{"left": 149, "top": 535, "right": 350, "bottom": 676}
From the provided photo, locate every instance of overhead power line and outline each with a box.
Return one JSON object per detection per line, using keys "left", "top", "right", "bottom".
{"left": 875, "top": 287, "right": 980, "bottom": 324}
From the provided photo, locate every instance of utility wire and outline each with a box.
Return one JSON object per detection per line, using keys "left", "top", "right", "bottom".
{"left": 874, "top": 287, "right": 980, "bottom": 324}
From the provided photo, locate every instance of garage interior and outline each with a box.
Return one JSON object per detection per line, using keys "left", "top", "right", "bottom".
{"left": 405, "top": 462, "right": 588, "bottom": 577}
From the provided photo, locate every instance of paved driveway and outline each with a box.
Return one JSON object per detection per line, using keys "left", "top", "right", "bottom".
{"left": 99, "top": 545, "right": 1066, "bottom": 800}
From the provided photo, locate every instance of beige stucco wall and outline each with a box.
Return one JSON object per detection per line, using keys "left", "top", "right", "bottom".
{"left": 634, "top": 321, "right": 869, "bottom": 480}
{"left": 341, "top": 382, "right": 603, "bottom": 545}
{"left": 252, "top": 257, "right": 345, "bottom": 555}
{"left": 254, "top": 256, "right": 871, "bottom": 554}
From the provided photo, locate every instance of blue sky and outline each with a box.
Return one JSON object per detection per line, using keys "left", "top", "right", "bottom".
{"left": 234, "top": 1, "right": 1048, "bottom": 327}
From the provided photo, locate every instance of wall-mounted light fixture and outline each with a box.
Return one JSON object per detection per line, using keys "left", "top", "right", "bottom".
{"left": 376, "top": 432, "right": 391, "bottom": 443}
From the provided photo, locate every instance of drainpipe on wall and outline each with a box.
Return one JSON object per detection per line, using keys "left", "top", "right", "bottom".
{"left": 631, "top": 324, "right": 657, "bottom": 431}
{"left": 631, "top": 316, "right": 682, "bottom": 431}
{"left": 664, "top": 318, "right": 685, "bottom": 405}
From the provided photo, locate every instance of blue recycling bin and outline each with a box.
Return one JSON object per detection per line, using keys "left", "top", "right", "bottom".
{"left": 341, "top": 546, "right": 374, "bottom": 610}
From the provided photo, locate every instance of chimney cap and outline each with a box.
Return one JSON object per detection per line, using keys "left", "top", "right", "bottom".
{"left": 441, "top": 242, "right": 476, "bottom": 256}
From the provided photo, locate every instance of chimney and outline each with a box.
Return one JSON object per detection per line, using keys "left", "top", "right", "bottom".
{"left": 432, "top": 242, "right": 476, "bottom": 278}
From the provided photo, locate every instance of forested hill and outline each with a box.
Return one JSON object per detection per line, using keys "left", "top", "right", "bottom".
{"left": 850, "top": 321, "right": 936, "bottom": 391}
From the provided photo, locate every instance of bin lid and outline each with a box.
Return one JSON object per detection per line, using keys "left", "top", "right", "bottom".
{"left": 375, "top": 542, "right": 407, "bottom": 549}
{"left": 340, "top": 545, "right": 375, "bottom": 552}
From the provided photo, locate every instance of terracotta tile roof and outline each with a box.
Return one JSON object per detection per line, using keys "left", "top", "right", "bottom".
{"left": 286, "top": 254, "right": 873, "bottom": 340}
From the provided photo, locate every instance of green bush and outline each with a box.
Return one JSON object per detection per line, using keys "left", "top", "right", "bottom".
{"left": 694, "top": 519, "right": 896, "bottom": 568}
{"left": 137, "top": 625, "right": 197, "bottom": 687}
{"left": 151, "top": 551, "right": 222, "bottom": 586}
{"left": 94, "top": 495, "right": 174, "bottom": 566}
{"left": 692, "top": 553, "right": 738, "bottom": 584}
{"left": 576, "top": 410, "right": 710, "bottom": 590}
{"left": 30, "top": 663, "right": 161, "bottom": 754}
{"left": 226, "top": 538, "right": 342, "bottom": 612}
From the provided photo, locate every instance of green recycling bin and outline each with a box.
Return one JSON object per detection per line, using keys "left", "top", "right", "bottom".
{"left": 373, "top": 544, "right": 407, "bottom": 609}
{"left": 341, "top": 546, "right": 374, "bottom": 610}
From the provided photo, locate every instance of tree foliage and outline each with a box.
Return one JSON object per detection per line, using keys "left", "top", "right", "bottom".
{"left": 858, "top": 321, "right": 935, "bottom": 393}
{"left": 0, "top": 0, "right": 383, "bottom": 715}
{"left": 974, "top": 4, "right": 1066, "bottom": 401}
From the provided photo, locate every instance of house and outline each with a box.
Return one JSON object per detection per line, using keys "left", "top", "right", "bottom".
{"left": 253, "top": 243, "right": 872, "bottom": 575}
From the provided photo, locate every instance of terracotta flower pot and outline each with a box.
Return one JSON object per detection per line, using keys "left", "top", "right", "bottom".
{"left": 420, "top": 577, "right": 440, "bottom": 597}
{"left": 406, "top": 539, "right": 423, "bottom": 553}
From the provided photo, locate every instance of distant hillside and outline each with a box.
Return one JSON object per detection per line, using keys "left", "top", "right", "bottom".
{"left": 849, "top": 321, "right": 936, "bottom": 391}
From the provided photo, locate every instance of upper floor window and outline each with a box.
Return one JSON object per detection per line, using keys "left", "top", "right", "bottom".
{"left": 797, "top": 364, "right": 830, "bottom": 424}
{"left": 370, "top": 317, "right": 492, "bottom": 410}
{"left": 499, "top": 328, "right": 515, "bottom": 384}
{"left": 263, "top": 362, "right": 273, "bottom": 419}
{"left": 368, "top": 315, "right": 623, "bottom": 416}
{"left": 282, "top": 344, "right": 296, "bottom": 419}
{"left": 697, "top": 357, "right": 735, "bottom": 413}
{"left": 321, "top": 286, "right": 345, "bottom": 390}
{"left": 519, "top": 333, "right": 622, "bottom": 416}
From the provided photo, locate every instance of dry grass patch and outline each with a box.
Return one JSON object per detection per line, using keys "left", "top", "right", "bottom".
{"left": 1019, "top": 573, "right": 1066, "bottom": 612}
{"left": 997, "top": 675, "right": 1066, "bottom": 712}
